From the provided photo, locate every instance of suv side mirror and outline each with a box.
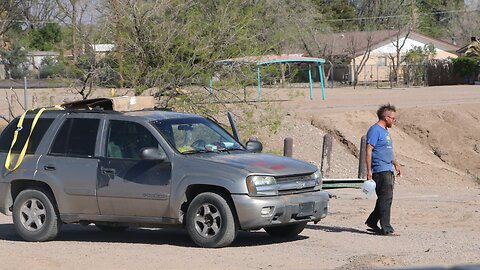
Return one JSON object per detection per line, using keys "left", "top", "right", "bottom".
{"left": 245, "top": 140, "right": 263, "bottom": 153}
{"left": 140, "top": 147, "right": 167, "bottom": 161}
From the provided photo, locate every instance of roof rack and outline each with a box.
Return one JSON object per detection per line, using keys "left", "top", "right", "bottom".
{"left": 62, "top": 98, "right": 114, "bottom": 110}
{"left": 61, "top": 96, "right": 156, "bottom": 112}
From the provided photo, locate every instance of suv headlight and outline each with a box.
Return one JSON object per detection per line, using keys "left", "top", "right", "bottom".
{"left": 311, "top": 170, "right": 323, "bottom": 190}
{"left": 246, "top": 175, "right": 278, "bottom": 196}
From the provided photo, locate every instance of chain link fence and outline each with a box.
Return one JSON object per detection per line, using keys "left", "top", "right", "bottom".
{"left": 322, "top": 61, "right": 463, "bottom": 88}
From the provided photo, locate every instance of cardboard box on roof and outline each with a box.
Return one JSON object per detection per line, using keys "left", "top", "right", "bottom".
{"left": 111, "top": 96, "right": 155, "bottom": 111}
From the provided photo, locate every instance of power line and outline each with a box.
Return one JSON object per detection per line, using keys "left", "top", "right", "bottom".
{"left": 315, "top": 8, "right": 480, "bottom": 23}
{"left": 0, "top": 8, "right": 478, "bottom": 25}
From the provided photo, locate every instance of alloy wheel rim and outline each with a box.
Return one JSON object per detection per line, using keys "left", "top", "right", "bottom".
{"left": 194, "top": 203, "right": 222, "bottom": 238}
{"left": 20, "top": 198, "right": 47, "bottom": 232}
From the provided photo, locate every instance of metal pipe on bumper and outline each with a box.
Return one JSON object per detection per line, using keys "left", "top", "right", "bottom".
{"left": 231, "top": 190, "right": 329, "bottom": 230}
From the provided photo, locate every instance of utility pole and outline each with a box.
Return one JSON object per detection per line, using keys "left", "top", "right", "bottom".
{"left": 72, "top": 0, "right": 77, "bottom": 63}
{"left": 411, "top": 0, "right": 416, "bottom": 31}
{"left": 113, "top": 0, "right": 124, "bottom": 88}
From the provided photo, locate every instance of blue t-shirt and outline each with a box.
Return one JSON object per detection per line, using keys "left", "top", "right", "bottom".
{"left": 367, "top": 123, "right": 394, "bottom": 173}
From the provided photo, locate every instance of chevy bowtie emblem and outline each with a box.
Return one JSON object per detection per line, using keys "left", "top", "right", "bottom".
{"left": 296, "top": 181, "right": 306, "bottom": 189}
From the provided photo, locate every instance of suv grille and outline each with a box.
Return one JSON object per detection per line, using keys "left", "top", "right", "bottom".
{"left": 275, "top": 174, "right": 317, "bottom": 195}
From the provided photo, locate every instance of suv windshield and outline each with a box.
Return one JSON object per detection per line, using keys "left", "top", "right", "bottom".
{"left": 152, "top": 117, "right": 244, "bottom": 154}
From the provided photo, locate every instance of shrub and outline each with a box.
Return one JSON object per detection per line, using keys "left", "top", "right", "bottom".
{"left": 452, "top": 56, "right": 480, "bottom": 84}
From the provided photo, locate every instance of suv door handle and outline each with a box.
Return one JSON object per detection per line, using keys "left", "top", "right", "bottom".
{"left": 44, "top": 165, "right": 56, "bottom": 171}
{"left": 101, "top": 167, "right": 116, "bottom": 175}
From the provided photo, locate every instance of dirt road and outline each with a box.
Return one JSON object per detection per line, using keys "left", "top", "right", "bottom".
{"left": 0, "top": 185, "right": 478, "bottom": 269}
{"left": 1, "top": 85, "right": 480, "bottom": 269}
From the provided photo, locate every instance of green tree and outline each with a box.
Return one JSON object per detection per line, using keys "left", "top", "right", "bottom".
{"left": 312, "top": 0, "right": 357, "bottom": 31}
{"left": 0, "top": 42, "right": 29, "bottom": 79}
{"left": 28, "top": 23, "right": 63, "bottom": 51}
{"left": 106, "top": 0, "right": 285, "bottom": 103}
{"left": 452, "top": 56, "right": 480, "bottom": 84}
{"left": 415, "top": 0, "right": 464, "bottom": 38}
{"left": 404, "top": 43, "right": 436, "bottom": 85}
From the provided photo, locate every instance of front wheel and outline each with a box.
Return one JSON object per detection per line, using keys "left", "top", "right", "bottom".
{"left": 264, "top": 222, "right": 307, "bottom": 238}
{"left": 12, "top": 188, "right": 62, "bottom": 242}
{"left": 186, "top": 192, "right": 238, "bottom": 248}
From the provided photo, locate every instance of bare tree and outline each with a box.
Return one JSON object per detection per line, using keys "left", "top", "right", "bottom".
{"left": 54, "top": 0, "right": 93, "bottom": 62}
{"left": 0, "top": 0, "right": 23, "bottom": 37}
{"left": 387, "top": 25, "right": 411, "bottom": 85}
{"left": 20, "top": 0, "right": 58, "bottom": 29}
{"left": 449, "top": 4, "right": 480, "bottom": 46}
{"left": 353, "top": 0, "right": 409, "bottom": 30}
{"left": 54, "top": 0, "right": 106, "bottom": 100}
{"left": 0, "top": 88, "right": 25, "bottom": 124}
{"left": 345, "top": 34, "right": 372, "bottom": 89}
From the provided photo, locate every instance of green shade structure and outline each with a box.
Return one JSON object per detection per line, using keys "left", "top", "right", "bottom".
{"left": 213, "top": 54, "right": 326, "bottom": 100}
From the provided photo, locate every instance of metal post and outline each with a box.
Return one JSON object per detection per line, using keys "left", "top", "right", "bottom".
{"left": 257, "top": 64, "right": 261, "bottom": 101}
{"left": 318, "top": 64, "right": 325, "bottom": 100}
{"left": 308, "top": 64, "right": 313, "bottom": 100}
{"left": 24, "top": 77, "right": 27, "bottom": 110}
{"left": 283, "top": 137, "right": 293, "bottom": 157}
{"left": 320, "top": 134, "right": 332, "bottom": 177}
{"left": 358, "top": 135, "right": 367, "bottom": 179}
{"left": 331, "top": 64, "right": 334, "bottom": 88}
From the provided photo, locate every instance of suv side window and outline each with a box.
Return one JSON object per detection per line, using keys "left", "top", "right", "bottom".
{"left": 0, "top": 117, "right": 54, "bottom": 154}
{"left": 50, "top": 118, "right": 100, "bottom": 157}
{"left": 106, "top": 120, "right": 160, "bottom": 160}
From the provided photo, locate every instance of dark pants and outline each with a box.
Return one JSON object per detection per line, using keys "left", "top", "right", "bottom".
{"left": 365, "top": 171, "right": 394, "bottom": 234}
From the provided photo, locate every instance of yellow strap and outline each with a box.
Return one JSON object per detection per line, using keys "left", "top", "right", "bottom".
{"left": 5, "top": 105, "right": 63, "bottom": 172}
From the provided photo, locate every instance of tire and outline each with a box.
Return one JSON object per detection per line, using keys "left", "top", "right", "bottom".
{"left": 264, "top": 222, "right": 308, "bottom": 238}
{"left": 185, "top": 192, "right": 238, "bottom": 248}
{"left": 95, "top": 224, "right": 129, "bottom": 232}
{"left": 12, "top": 188, "right": 62, "bottom": 242}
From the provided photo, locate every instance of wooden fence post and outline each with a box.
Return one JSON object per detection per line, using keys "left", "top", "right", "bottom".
{"left": 358, "top": 135, "right": 367, "bottom": 179}
{"left": 283, "top": 137, "right": 293, "bottom": 157}
{"left": 320, "top": 134, "right": 332, "bottom": 176}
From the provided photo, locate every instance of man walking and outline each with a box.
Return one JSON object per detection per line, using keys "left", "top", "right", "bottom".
{"left": 365, "top": 104, "right": 401, "bottom": 236}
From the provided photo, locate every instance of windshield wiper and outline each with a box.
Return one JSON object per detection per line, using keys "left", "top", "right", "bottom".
{"left": 217, "top": 147, "right": 245, "bottom": 152}
{"left": 181, "top": 149, "right": 211, "bottom": 154}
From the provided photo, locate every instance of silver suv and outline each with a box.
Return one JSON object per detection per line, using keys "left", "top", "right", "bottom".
{"left": 0, "top": 107, "right": 328, "bottom": 247}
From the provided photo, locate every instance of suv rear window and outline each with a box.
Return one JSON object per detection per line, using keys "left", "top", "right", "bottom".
{"left": 0, "top": 117, "right": 54, "bottom": 154}
{"left": 49, "top": 118, "right": 100, "bottom": 157}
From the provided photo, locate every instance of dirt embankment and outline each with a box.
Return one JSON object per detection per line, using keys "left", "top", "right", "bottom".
{"left": 245, "top": 86, "right": 480, "bottom": 189}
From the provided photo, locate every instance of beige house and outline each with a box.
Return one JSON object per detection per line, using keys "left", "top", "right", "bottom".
{"left": 316, "top": 30, "right": 460, "bottom": 83}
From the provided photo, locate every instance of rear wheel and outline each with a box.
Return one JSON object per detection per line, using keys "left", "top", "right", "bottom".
{"left": 264, "top": 222, "right": 307, "bottom": 238}
{"left": 186, "top": 192, "right": 238, "bottom": 248}
{"left": 12, "top": 188, "right": 62, "bottom": 242}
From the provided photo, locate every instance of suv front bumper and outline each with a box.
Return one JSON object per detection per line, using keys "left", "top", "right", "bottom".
{"left": 232, "top": 190, "right": 329, "bottom": 230}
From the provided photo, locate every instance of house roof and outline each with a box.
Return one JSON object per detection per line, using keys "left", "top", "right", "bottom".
{"left": 92, "top": 44, "right": 114, "bottom": 52}
{"left": 314, "top": 30, "right": 460, "bottom": 58}
{"left": 27, "top": 51, "right": 60, "bottom": 57}
{"left": 216, "top": 54, "right": 325, "bottom": 65}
